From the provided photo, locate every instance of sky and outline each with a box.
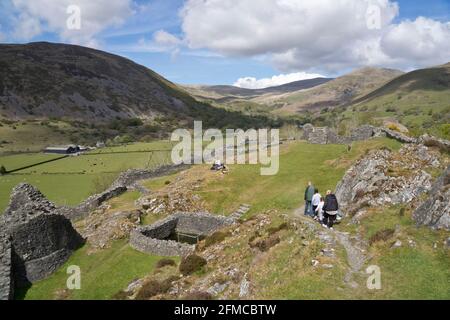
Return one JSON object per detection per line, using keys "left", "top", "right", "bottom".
{"left": 0, "top": 0, "right": 449, "bottom": 88}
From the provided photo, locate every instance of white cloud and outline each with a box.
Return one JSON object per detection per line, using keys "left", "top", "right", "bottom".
{"left": 381, "top": 17, "right": 450, "bottom": 68}
{"left": 180, "top": 0, "right": 450, "bottom": 72}
{"left": 11, "top": 0, "right": 133, "bottom": 46}
{"left": 233, "top": 72, "right": 325, "bottom": 89}
{"left": 153, "top": 29, "right": 182, "bottom": 47}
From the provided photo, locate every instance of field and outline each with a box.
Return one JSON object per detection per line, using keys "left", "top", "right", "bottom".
{"left": 0, "top": 141, "right": 174, "bottom": 212}
{"left": 4, "top": 137, "right": 449, "bottom": 300}
{"left": 197, "top": 138, "right": 402, "bottom": 217}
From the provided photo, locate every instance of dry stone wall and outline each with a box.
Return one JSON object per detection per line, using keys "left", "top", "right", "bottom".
{"left": 59, "top": 164, "right": 188, "bottom": 221}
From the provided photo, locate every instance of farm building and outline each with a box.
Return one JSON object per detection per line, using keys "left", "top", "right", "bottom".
{"left": 44, "top": 145, "right": 86, "bottom": 155}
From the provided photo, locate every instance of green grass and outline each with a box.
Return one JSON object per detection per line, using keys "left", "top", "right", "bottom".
{"left": 337, "top": 206, "right": 450, "bottom": 300}
{"left": 20, "top": 240, "right": 178, "bottom": 300}
{"left": 0, "top": 153, "right": 62, "bottom": 172}
{"left": 0, "top": 141, "right": 173, "bottom": 212}
{"left": 198, "top": 138, "right": 401, "bottom": 216}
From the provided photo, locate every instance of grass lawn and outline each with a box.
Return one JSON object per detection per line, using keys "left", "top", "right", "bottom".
{"left": 197, "top": 138, "right": 401, "bottom": 217}
{"left": 19, "top": 240, "right": 178, "bottom": 300}
{"left": 0, "top": 141, "right": 174, "bottom": 212}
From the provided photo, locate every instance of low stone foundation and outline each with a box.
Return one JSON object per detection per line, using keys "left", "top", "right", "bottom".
{"left": 130, "top": 213, "right": 234, "bottom": 256}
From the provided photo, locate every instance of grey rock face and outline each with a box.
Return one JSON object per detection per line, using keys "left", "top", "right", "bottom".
{"left": 335, "top": 144, "right": 440, "bottom": 216}
{"left": 0, "top": 184, "right": 83, "bottom": 294}
{"left": 413, "top": 166, "right": 450, "bottom": 230}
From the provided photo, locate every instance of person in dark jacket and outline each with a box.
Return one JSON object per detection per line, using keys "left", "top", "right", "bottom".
{"left": 323, "top": 190, "right": 339, "bottom": 230}
{"left": 304, "top": 181, "right": 315, "bottom": 216}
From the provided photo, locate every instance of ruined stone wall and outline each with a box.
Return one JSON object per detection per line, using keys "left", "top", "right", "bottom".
{"left": 0, "top": 230, "right": 13, "bottom": 300}
{"left": 303, "top": 124, "right": 379, "bottom": 145}
{"left": 60, "top": 164, "right": 189, "bottom": 221}
{"left": 130, "top": 213, "right": 234, "bottom": 257}
{"left": 177, "top": 212, "right": 234, "bottom": 236}
{"left": 0, "top": 184, "right": 84, "bottom": 293}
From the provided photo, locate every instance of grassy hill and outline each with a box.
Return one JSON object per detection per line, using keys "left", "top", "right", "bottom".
{"left": 271, "top": 67, "right": 404, "bottom": 114}
{"left": 347, "top": 62, "right": 450, "bottom": 138}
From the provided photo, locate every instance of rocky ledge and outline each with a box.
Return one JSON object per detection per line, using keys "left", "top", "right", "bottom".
{"left": 335, "top": 144, "right": 442, "bottom": 217}
{"left": 413, "top": 166, "right": 450, "bottom": 230}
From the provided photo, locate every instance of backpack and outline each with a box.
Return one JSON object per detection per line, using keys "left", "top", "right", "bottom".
{"left": 325, "top": 194, "right": 339, "bottom": 211}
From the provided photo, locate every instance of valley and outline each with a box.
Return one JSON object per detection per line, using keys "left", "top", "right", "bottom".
{"left": 0, "top": 42, "right": 449, "bottom": 302}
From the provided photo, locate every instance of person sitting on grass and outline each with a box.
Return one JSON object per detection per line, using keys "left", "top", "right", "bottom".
{"left": 322, "top": 190, "right": 339, "bottom": 230}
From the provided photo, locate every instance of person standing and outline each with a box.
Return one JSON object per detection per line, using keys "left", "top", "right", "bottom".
{"left": 312, "top": 189, "right": 321, "bottom": 220}
{"left": 315, "top": 197, "right": 325, "bottom": 223}
{"left": 304, "top": 181, "right": 315, "bottom": 217}
{"left": 323, "top": 190, "right": 339, "bottom": 230}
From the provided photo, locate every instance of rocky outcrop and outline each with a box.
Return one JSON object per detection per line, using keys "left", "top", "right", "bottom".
{"left": 0, "top": 184, "right": 83, "bottom": 292}
{"left": 413, "top": 166, "right": 450, "bottom": 230}
{"left": 335, "top": 144, "right": 441, "bottom": 216}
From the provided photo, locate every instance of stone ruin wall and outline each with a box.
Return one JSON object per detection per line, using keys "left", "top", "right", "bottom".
{"left": 130, "top": 213, "right": 235, "bottom": 257}
{"left": 0, "top": 164, "right": 188, "bottom": 299}
{"left": 59, "top": 164, "right": 188, "bottom": 221}
{"left": 303, "top": 123, "right": 450, "bottom": 152}
{"left": 0, "top": 230, "right": 13, "bottom": 300}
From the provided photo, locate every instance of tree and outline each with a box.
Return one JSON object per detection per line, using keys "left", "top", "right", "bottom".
{"left": 0, "top": 165, "right": 6, "bottom": 175}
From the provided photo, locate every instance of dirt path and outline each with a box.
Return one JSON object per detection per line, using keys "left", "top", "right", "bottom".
{"left": 293, "top": 205, "right": 367, "bottom": 287}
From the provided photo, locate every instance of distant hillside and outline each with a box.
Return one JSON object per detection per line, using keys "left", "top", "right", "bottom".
{"left": 183, "top": 77, "right": 332, "bottom": 101}
{"left": 0, "top": 42, "right": 273, "bottom": 130}
{"left": 348, "top": 62, "right": 450, "bottom": 138}
{"left": 0, "top": 42, "right": 198, "bottom": 122}
{"left": 271, "top": 67, "right": 404, "bottom": 114}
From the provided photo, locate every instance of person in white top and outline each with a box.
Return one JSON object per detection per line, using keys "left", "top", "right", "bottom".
{"left": 311, "top": 189, "right": 321, "bottom": 220}
{"left": 315, "top": 198, "right": 325, "bottom": 223}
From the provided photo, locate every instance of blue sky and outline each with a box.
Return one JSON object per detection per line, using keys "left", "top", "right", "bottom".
{"left": 0, "top": 0, "right": 449, "bottom": 88}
